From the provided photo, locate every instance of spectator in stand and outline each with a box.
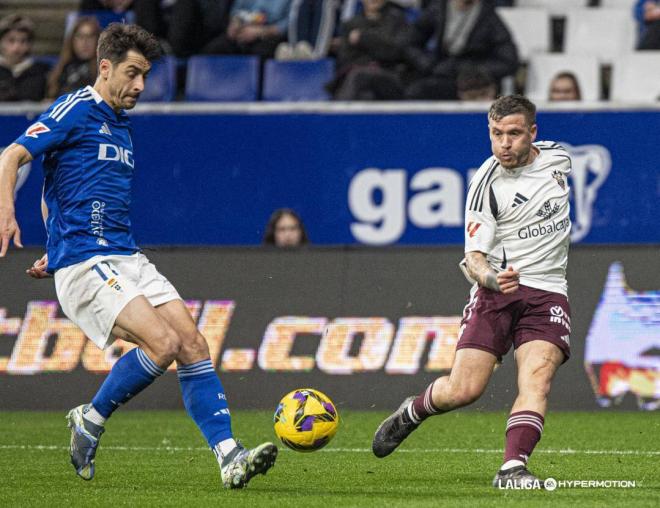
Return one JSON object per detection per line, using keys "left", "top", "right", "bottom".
{"left": 403, "top": 0, "right": 519, "bottom": 100}
{"left": 456, "top": 65, "right": 496, "bottom": 101}
{"left": 202, "top": 0, "right": 292, "bottom": 59}
{"left": 548, "top": 71, "right": 581, "bottom": 101}
{"left": 79, "top": 0, "right": 133, "bottom": 13}
{"left": 0, "top": 14, "right": 50, "bottom": 102}
{"left": 636, "top": 0, "right": 660, "bottom": 49}
{"left": 263, "top": 208, "right": 309, "bottom": 248}
{"left": 46, "top": 17, "right": 100, "bottom": 100}
{"left": 130, "top": 0, "right": 177, "bottom": 42}
{"left": 164, "top": 0, "right": 233, "bottom": 57}
{"left": 80, "top": 0, "right": 175, "bottom": 46}
{"left": 328, "top": 0, "right": 410, "bottom": 100}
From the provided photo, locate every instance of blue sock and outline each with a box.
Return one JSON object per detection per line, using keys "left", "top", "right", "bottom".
{"left": 91, "top": 348, "right": 165, "bottom": 418}
{"left": 177, "top": 359, "right": 234, "bottom": 447}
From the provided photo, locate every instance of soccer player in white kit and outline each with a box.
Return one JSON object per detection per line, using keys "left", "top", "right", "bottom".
{"left": 373, "top": 95, "right": 572, "bottom": 488}
{"left": 0, "top": 23, "right": 276, "bottom": 489}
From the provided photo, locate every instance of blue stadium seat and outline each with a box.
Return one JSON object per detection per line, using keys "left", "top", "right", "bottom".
{"left": 262, "top": 59, "right": 335, "bottom": 101}
{"left": 185, "top": 56, "right": 260, "bottom": 102}
{"left": 140, "top": 56, "right": 177, "bottom": 102}
{"left": 35, "top": 55, "right": 58, "bottom": 69}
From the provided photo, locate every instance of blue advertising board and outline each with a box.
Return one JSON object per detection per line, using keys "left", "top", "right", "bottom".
{"left": 2, "top": 105, "right": 658, "bottom": 246}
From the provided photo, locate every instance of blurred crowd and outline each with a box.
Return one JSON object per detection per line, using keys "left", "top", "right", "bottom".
{"left": 0, "top": 0, "right": 658, "bottom": 103}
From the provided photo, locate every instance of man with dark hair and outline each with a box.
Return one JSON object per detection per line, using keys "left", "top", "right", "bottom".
{"left": 0, "top": 14, "right": 51, "bottom": 101}
{"left": 0, "top": 23, "right": 277, "bottom": 489}
{"left": 373, "top": 94, "right": 573, "bottom": 489}
{"left": 456, "top": 65, "right": 496, "bottom": 101}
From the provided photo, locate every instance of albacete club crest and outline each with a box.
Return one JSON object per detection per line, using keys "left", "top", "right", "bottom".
{"left": 552, "top": 169, "right": 566, "bottom": 190}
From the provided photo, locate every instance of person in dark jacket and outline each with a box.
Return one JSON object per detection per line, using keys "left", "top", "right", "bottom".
{"left": 329, "top": 0, "right": 410, "bottom": 100}
{"left": 403, "top": 0, "right": 519, "bottom": 100}
{"left": 0, "top": 14, "right": 50, "bottom": 102}
{"left": 167, "top": 0, "right": 233, "bottom": 57}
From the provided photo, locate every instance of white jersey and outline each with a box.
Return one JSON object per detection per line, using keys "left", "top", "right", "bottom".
{"left": 464, "top": 141, "right": 571, "bottom": 295}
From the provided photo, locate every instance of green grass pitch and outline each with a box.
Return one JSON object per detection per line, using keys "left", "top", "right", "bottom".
{"left": 1, "top": 410, "right": 658, "bottom": 507}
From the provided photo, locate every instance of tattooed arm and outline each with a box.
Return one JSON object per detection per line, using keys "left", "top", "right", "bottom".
{"left": 465, "top": 251, "right": 520, "bottom": 294}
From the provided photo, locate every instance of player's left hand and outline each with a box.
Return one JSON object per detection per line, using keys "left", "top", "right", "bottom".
{"left": 26, "top": 253, "right": 51, "bottom": 279}
{"left": 497, "top": 266, "right": 519, "bottom": 294}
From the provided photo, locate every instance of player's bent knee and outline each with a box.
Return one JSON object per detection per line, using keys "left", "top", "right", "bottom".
{"left": 148, "top": 329, "right": 182, "bottom": 366}
{"left": 450, "top": 382, "right": 485, "bottom": 407}
{"left": 178, "top": 332, "right": 210, "bottom": 362}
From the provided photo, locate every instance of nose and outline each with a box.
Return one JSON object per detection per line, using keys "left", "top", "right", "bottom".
{"left": 501, "top": 135, "right": 512, "bottom": 148}
{"left": 134, "top": 74, "right": 145, "bottom": 93}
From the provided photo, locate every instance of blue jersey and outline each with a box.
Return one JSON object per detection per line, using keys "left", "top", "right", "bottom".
{"left": 15, "top": 86, "right": 139, "bottom": 272}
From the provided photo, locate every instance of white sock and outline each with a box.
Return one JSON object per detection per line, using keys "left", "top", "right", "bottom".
{"left": 214, "top": 438, "right": 239, "bottom": 463}
{"left": 501, "top": 459, "right": 525, "bottom": 471}
{"left": 83, "top": 405, "right": 106, "bottom": 427}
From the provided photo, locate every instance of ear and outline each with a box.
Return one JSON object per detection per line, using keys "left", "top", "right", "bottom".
{"left": 530, "top": 123, "right": 538, "bottom": 142}
{"left": 98, "top": 58, "right": 112, "bottom": 79}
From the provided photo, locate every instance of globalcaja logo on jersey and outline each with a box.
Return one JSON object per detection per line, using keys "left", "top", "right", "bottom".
{"left": 25, "top": 122, "right": 51, "bottom": 138}
{"left": 536, "top": 200, "right": 560, "bottom": 221}
{"left": 518, "top": 217, "right": 570, "bottom": 240}
{"left": 98, "top": 143, "right": 134, "bottom": 168}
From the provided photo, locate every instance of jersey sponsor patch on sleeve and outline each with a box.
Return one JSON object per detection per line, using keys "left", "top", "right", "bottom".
{"left": 25, "top": 122, "right": 51, "bottom": 138}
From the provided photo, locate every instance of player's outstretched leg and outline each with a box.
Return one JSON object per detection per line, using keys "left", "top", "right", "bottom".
{"left": 177, "top": 357, "right": 278, "bottom": 489}
{"left": 66, "top": 404, "right": 105, "bottom": 480}
{"left": 157, "top": 299, "right": 278, "bottom": 489}
{"left": 374, "top": 349, "right": 496, "bottom": 457}
{"left": 218, "top": 442, "right": 279, "bottom": 489}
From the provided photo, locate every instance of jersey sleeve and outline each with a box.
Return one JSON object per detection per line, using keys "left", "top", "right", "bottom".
{"left": 464, "top": 159, "right": 498, "bottom": 254}
{"left": 14, "top": 93, "right": 89, "bottom": 158}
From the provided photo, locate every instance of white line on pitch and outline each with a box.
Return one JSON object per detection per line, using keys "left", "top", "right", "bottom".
{"left": 1, "top": 444, "right": 659, "bottom": 456}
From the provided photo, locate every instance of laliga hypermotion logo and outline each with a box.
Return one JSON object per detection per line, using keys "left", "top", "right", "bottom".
{"left": 562, "top": 143, "right": 611, "bottom": 242}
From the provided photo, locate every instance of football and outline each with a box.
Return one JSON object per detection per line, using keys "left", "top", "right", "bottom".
{"left": 273, "top": 388, "right": 339, "bottom": 452}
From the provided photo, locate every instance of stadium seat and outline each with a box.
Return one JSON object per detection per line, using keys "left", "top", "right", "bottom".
{"left": 564, "top": 8, "right": 636, "bottom": 63}
{"left": 496, "top": 7, "right": 551, "bottom": 61}
{"left": 185, "top": 56, "right": 260, "bottom": 102}
{"left": 262, "top": 59, "right": 335, "bottom": 101}
{"left": 35, "top": 55, "right": 58, "bottom": 69}
{"left": 513, "top": 0, "right": 588, "bottom": 16}
{"left": 140, "top": 57, "right": 177, "bottom": 102}
{"left": 525, "top": 53, "right": 600, "bottom": 101}
{"left": 610, "top": 52, "right": 660, "bottom": 102}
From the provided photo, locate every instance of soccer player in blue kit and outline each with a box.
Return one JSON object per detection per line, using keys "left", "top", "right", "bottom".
{"left": 0, "top": 23, "right": 277, "bottom": 489}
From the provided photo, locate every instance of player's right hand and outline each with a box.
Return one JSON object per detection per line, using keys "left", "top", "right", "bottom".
{"left": 26, "top": 253, "right": 51, "bottom": 279}
{"left": 497, "top": 266, "right": 520, "bottom": 294}
{"left": 0, "top": 208, "right": 23, "bottom": 257}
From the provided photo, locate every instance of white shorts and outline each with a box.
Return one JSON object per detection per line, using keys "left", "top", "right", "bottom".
{"left": 54, "top": 252, "right": 181, "bottom": 350}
